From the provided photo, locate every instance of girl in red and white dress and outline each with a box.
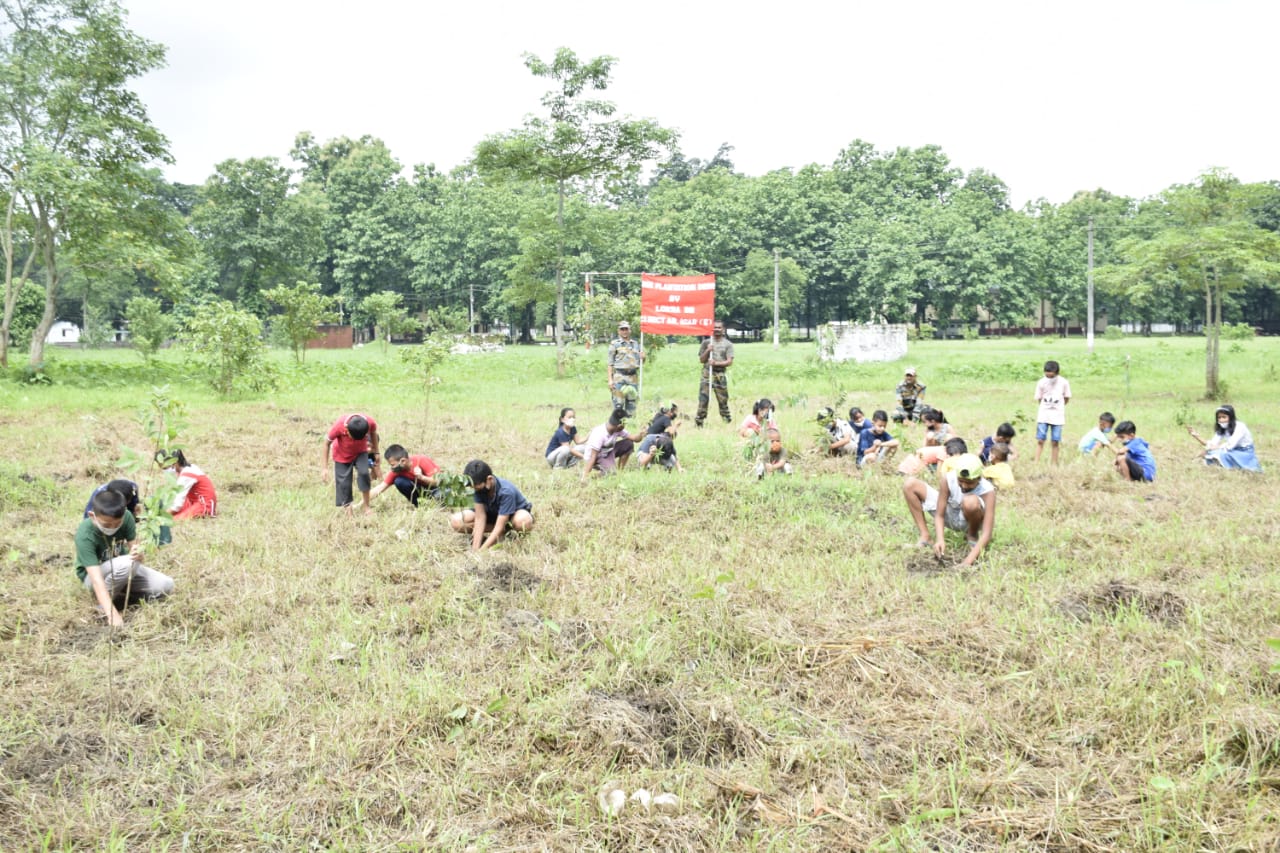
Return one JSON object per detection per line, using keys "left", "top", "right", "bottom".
{"left": 160, "top": 449, "right": 218, "bottom": 520}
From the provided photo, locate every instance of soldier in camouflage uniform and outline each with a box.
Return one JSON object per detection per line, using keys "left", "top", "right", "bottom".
{"left": 696, "top": 321, "right": 735, "bottom": 426}
{"left": 893, "top": 367, "right": 927, "bottom": 424}
{"left": 607, "top": 321, "right": 644, "bottom": 418}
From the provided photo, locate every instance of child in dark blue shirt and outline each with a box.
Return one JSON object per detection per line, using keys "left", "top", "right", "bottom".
{"left": 857, "top": 410, "right": 901, "bottom": 469}
{"left": 449, "top": 459, "right": 534, "bottom": 550}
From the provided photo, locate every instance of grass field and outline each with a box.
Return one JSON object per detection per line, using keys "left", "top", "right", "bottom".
{"left": 2, "top": 335, "right": 1279, "bottom": 851}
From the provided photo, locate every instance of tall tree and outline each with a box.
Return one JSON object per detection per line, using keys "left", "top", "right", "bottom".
{"left": 719, "top": 248, "right": 805, "bottom": 331}
{"left": 1026, "top": 189, "right": 1135, "bottom": 333}
{"left": 263, "top": 279, "right": 337, "bottom": 364}
{"left": 1096, "top": 170, "right": 1280, "bottom": 396}
{"left": 409, "top": 167, "right": 527, "bottom": 333}
{"left": 190, "top": 157, "right": 323, "bottom": 312}
{"left": 291, "top": 133, "right": 414, "bottom": 304}
{"left": 0, "top": 0, "right": 170, "bottom": 366}
{"left": 474, "top": 48, "right": 674, "bottom": 372}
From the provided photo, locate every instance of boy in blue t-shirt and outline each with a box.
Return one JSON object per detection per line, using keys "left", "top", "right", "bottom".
{"left": 1112, "top": 420, "right": 1156, "bottom": 482}
{"left": 449, "top": 459, "right": 535, "bottom": 550}
{"left": 857, "top": 410, "right": 901, "bottom": 468}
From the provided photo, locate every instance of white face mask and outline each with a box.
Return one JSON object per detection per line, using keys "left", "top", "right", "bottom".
{"left": 563, "top": 418, "right": 575, "bottom": 428}
{"left": 93, "top": 518, "right": 122, "bottom": 536}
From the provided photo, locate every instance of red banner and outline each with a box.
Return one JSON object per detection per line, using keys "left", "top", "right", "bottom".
{"left": 639, "top": 274, "right": 716, "bottom": 336}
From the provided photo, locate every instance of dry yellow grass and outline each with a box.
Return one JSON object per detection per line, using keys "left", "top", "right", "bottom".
{"left": 2, "top": 337, "right": 1279, "bottom": 850}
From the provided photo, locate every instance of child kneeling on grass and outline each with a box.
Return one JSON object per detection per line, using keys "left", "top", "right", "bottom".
{"left": 370, "top": 444, "right": 441, "bottom": 506}
{"left": 983, "top": 442, "right": 1016, "bottom": 490}
{"left": 75, "top": 489, "right": 174, "bottom": 627}
{"left": 755, "top": 428, "right": 793, "bottom": 478}
{"left": 1112, "top": 420, "right": 1156, "bottom": 483}
{"left": 903, "top": 453, "right": 997, "bottom": 567}
{"left": 449, "top": 459, "right": 534, "bottom": 551}
{"left": 857, "top": 410, "right": 901, "bottom": 469}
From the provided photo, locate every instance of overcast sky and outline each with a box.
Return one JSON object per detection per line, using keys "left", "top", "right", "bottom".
{"left": 121, "top": 0, "right": 1276, "bottom": 208}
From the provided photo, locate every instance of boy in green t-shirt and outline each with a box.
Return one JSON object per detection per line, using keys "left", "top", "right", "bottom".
{"left": 75, "top": 489, "right": 174, "bottom": 626}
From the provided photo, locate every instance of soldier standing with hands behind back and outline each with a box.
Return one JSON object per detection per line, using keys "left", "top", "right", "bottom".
{"left": 696, "top": 320, "right": 735, "bottom": 426}
{"left": 607, "top": 320, "right": 644, "bottom": 418}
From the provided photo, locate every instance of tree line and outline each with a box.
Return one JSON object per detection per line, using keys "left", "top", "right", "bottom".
{"left": 3, "top": 1, "right": 1278, "bottom": 396}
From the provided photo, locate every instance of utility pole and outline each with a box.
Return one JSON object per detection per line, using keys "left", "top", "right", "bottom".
{"left": 584, "top": 273, "right": 592, "bottom": 350}
{"left": 469, "top": 281, "right": 475, "bottom": 336}
{"left": 772, "top": 248, "right": 781, "bottom": 349}
{"left": 1086, "top": 216, "right": 1095, "bottom": 354}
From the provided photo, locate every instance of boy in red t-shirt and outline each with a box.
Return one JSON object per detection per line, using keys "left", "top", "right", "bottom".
{"left": 323, "top": 413, "right": 380, "bottom": 513}
{"left": 370, "top": 444, "right": 441, "bottom": 507}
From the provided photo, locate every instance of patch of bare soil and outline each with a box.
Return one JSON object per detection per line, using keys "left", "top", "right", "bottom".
{"left": 581, "top": 689, "right": 761, "bottom": 768}
{"left": 224, "top": 481, "right": 256, "bottom": 494}
{"left": 473, "top": 561, "right": 543, "bottom": 594}
{"left": 54, "top": 621, "right": 110, "bottom": 653}
{"left": 82, "top": 463, "right": 112, "bottom": 480}
{"left": 1057, "top": 580, "right": 1186, "bottom": 626}
{"left": 555, "top": 618, "right": 596, "bottom": 652}
{"left": 501, "top": 609, "right": 543, "bottom": 636}
{"left": 904, "top": 549, "right": 967, "bottom": 575}
{"left": 3, "top": 731, "right": 104, "bottom": 782}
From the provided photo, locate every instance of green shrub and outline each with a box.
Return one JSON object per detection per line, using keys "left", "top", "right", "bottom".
{"left": 126, "top": 296, "right": 177, "bottom": 363}
{"left": 182, "top": 300, "right": 278, "bottom": 396}
{"left": 764, "top": 323, "right": 793, "bottom": 345}
{"left": 1219, "top": 322, "right": 1256, "bottom": 340}
{"left": 1103, "top": 326, "right": 1125, "bottom": 339}
{"left": 906, "top": 323, "right": 935, "bottom": 341}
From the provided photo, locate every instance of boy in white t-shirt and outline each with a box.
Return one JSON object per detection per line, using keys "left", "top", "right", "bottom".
{"left": 903, "top": 453, "right": 998, "bottom": 567}
{"left": 1033, "top": 360, "right": 1071, "bottom": 464}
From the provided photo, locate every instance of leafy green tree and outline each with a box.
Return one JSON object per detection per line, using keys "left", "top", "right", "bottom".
{"left": 400, "top": 333, "right": 453, "bottom": 423}
{"left": 191, "top": 157, "right": 323, "bottom": 311}
{"left": 408, "top": 167, "right": 528, "bottom": 334}
{"left": 125, "top": 296, "right": 175, "bottom": 362}
{"left": 182, "top": 300, "right": 277, "bottom": 396}
{"left": 263, "top": 280, "right": 338, "bottom": 363}
{"left": 648, "top": 142, "right": 736, "bottom": 185}
{"left": 423, "top": 305, "right": 469, "bottom": 335}
{"left": 358, "top": 291, "right": 419, "bottom": 351}
{"left": 624, "top": 168, "right": 754, "bottom": 275}
{"left": 5, "top": 279, "right": 42, "bottom": 350}
{"left": 79, "top": 302, "right": 113, "bottom": 348}
{"left": 1096, "top": 170, "right": 1280, "bottom": 396}
{"left": 0, "top": 0, "right": 170, "bottom": 367}
{"left": 720, "top": 249, "right": 805, "bottom": 331}
{"left": 474, "top": 48, "right": 675, "bottom": 373}
{"left": 1025, "top": 190, "right": 1135, "bottom": 333}
{"left": 291, "top": 133, "right": 415, "bottom": 304}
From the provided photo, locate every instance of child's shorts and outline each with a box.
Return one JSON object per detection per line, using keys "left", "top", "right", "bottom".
{"left": 922, "top": 488, "right": 986, "bottom": 531}
{"left": 1036, "top": 423, "right": 1063, "bottom": 442}
{"left": 1122, "top": 456, "right": 1153, "bottom": 482}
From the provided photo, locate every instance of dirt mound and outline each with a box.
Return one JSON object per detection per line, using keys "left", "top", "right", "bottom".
{"left": 904, "top": 549, "right": 966, "bottom": 575}
{"left": 473, "top": 561, "right": 543, "bottom": 593}
{"left": 1057, "top": 580, "right": 1186, "bottom": 626}
{"left": 4, "top": 731, "right": 104, "bottom": 782}
{"left": 54, "top": 621, "right": 112, "bottom": 653}
{"left": 581, "top": 689, "right": 760, "bottom": 768}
